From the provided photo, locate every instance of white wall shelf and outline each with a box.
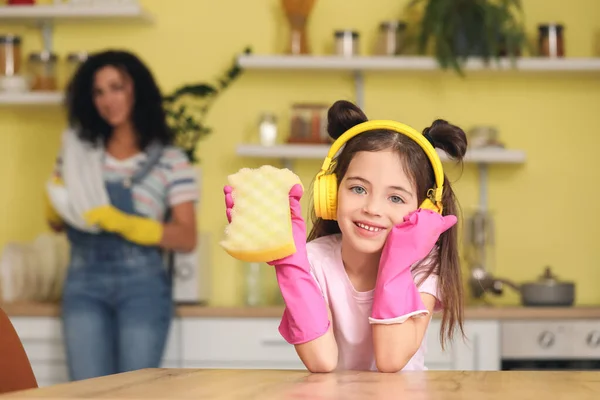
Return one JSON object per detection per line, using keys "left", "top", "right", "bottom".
{"left": 0, "top": 91, "right": 63, "bottom": 105}
{"left": 237, "top": 54, "right": 600, "bottom": 73}
{"left": 236, "top": 53, "right": 538, "bottom": 212}
{"left": 0, "top": 3, "right": 153, "bottom": 105}
{"left": 236, "top": 144, "right": 526, "bottom": 165}
{"left": 0, "top": 3, "right": 152, "bottom": 57}
{"left": 0, "top": 3, "right": 152, "bottom": 24}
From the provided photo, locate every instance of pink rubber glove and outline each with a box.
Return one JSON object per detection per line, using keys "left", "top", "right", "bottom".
{"left": 369, "top": 208, "right": 457, "bottom": 324}
{"left": 223, "top": 184, "right": 330, "bottom": 344}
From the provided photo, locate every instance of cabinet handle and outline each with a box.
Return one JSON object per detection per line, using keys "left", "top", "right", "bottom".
{"left": 260, "top": 338, "right": 289, "bottom": 346}
{"left": 586, "top": 331, "right": 600, "bottom": 348}
{"left": 538, "top": 331, "right": 555, "bottom": 348}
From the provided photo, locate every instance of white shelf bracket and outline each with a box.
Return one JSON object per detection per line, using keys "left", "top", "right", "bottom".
{"left": 477, "top": 163, "right": 488, "bottom": 212}
{"left": 353, "top": 70, "right": 364, "bottom": 109}
{"left": 40, "top": 20, "right": 53, "bottom": 52}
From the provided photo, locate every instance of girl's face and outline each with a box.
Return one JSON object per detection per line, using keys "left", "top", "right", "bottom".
{"left": 337, "top": 149, "right": 419, "bottom": 255}
{"left": 92, "top": 65, "right": 135, "bottom": 129}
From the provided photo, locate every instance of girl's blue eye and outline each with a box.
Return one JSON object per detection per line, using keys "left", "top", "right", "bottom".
{"left": 351, "top": 186, "right": 366, "bottom": 195}
{"left": 389, "top": 195, "right": 404, "bottom": 204}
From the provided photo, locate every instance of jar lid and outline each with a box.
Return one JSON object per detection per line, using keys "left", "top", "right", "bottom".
{"left": 334, "top": 30, "right": 359, "bottom": 38}
{"left": 29, "top": 51, "right": 58, "bottom": 62}
{"left": 67, "top": 51, "right": 88, "bottom": 63}
{"left": 0, "top": 35, "right": 22, "bottom": 44}
{"left": 538, "top": 23, "right": 564, "bottom": 31}
{"left": 379, "top": 20, "right": 407, "bottom": 30}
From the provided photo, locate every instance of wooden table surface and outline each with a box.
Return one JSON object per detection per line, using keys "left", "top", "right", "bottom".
{"left": 1, "top": 368, "right": 599, "bottom": 399}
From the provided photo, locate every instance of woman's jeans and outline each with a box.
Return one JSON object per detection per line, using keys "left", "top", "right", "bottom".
{"left": 61, "top": 238, "right": 173, "bottom": 381}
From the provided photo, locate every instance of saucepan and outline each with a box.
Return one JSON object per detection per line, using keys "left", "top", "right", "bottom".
{"left": 470, "top": 265, "right": 575, "bottom": 307}
{"left": 517, "top": 266, "right": 575, "bottom": 307}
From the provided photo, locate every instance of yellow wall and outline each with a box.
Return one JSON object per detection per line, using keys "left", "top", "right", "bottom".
{"left": 1, "top": 0, "right": 599, "bottom": 307}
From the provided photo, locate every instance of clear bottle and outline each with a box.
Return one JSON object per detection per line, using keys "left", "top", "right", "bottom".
{"left": 244, "top": 262, "right": 264, "bottom": 306}
{"left": 258, "top": 112, "right": 278, "bottom": 146}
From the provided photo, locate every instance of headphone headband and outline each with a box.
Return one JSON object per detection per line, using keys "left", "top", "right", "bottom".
{"left": 318, "top": 119, "right": 445, "bottom": 206}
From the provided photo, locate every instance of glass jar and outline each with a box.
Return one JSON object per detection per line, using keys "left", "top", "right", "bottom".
{"left": 258, "top": 112, "right": 278, "bottom": 146}
{"left": 538, "top": 23, "right": 564, "bottom": 58}
{"left": 66, "top": 51, "right": 88, "bottom": 78}
{"left": 0, "top": 35, "right": 22, "bottom": 77}
{"left": 376, "top": 21, "right": 407, "bottom": 56}
{"left": 28, "top": 51, "right": 58, "bottom": 91}
{"left": 61, "top": 51, "right": 89, "bottom": 85}
{"left": 334, "top": 30, "right": 359, "bottom": 57}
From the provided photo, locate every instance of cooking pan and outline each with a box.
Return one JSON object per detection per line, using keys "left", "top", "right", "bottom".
{"left": 518, "top": 266, "right": 575, "bottom": 307}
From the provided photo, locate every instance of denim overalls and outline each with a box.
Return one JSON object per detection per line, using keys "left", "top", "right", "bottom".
{"left": 61, "top": 144, "right": 173, "bottom": 381}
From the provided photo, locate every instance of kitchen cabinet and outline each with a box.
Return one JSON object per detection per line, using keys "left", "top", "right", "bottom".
{"left": 9, "top": 316, "right": 500, "bottom": 387}
{"left": 9, "top": 316, "right": 181, "bottom": 387}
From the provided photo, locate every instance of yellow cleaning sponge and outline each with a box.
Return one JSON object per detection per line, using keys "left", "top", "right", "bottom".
{"left": 220, "top": 165, "right": 303, "bottom": 263}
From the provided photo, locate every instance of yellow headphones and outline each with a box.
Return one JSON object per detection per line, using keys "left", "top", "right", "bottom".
{"left": 313, "top": 119, "right": 445, "bottom": 220}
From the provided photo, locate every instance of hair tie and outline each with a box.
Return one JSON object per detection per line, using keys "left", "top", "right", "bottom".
{"left": 423, "top": 132, "right": 436, "bottom": 148}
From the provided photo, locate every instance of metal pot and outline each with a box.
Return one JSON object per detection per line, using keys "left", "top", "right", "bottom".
{"left": 519, "top": 266, "right": 575, "bottom": 307}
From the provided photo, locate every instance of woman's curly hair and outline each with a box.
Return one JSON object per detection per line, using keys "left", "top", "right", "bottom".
{"left": 65, "top": 49, "right": 173, "bottom": 150}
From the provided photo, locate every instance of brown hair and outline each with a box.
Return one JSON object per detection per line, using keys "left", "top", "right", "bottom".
{"left": 307, "top": 100, "right": 467, "bottom": 350}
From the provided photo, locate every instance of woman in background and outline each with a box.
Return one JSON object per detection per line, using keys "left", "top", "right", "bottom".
{"left": 44, "top": 50, "right": 198, "bottom": 381}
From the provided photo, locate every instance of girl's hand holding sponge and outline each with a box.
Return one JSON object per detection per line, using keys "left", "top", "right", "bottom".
{"left": 220, "top": 165, "right": 330, "bottom": 345}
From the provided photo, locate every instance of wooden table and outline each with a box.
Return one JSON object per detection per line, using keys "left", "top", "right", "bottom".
{"left": 1, "top": 368, "right": 599, "bottom": 399}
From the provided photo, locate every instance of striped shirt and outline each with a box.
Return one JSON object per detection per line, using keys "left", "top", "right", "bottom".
{"left": 53, "top": 146, "right": 199, "bottom": 221}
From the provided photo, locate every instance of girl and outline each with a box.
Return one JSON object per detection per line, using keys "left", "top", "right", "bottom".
{"left": 224, "top": 100, "right": 466, "bottom": 373}
{"left": 44, "top": 50, "right": 198, "bottom": 380}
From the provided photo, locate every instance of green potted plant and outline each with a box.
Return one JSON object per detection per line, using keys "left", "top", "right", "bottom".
{"left": 408, "top": 0, "right": 528, "bottom": 75}
{"left": 163, "top": 47, "right": 251, "bottom": 163}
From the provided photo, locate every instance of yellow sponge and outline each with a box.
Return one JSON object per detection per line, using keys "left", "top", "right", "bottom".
{"left": 220, "top": 165, "right": 303, "bottom": 263}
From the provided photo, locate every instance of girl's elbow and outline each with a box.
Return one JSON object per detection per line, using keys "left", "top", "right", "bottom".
{"left": 306, "top": 358, "right": 337, "bottom": 373}
{"left": 375, "top": 349, "right": 416, "bottom": 373}
{"left": 376, "top": 359, "right": 407, "bottom": 373}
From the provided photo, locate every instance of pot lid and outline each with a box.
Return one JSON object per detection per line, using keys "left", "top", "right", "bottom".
{"left": 536, "top": 266, "right": 569, "bottom": 284}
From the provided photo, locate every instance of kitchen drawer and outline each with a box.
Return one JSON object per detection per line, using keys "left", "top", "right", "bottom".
{"left": 182, "top": 317, "right": 451, "bottom": 368}
{"left": 30, "top": 361, "right": 69, "bottom": 385}
{"left": 424, "top": 319, "right": 452, "bottom": 364}
{"left": 425, "top": 362, "right": 453, "bottom": 371}
{"left": 12, "top": 316, "right": 181, "bottom": 363}
{"left": 182, "top": 318, "right": 301, "bottom": 365}
{"left": 502, "top": 320, "right": 571, "bottom": 359}
{"left": 163, "top": 318, "right": 182, "bottom": 362}
{"left": 182, "top": 360, "right": 305, "bottom": 370}
{"left": 571, "top": 321, "right": 600, "bottom": 358}
{"left": 22, "top": 340, "right": 65, "bottom": 362}
{"left": 10, "top": 317, "right": 62, "bottom": 341}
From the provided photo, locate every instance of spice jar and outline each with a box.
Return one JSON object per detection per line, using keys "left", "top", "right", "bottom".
{"left": 65, "top": 51, "right": 88, "bottom": 83}
{"left": 28, "top": 51, "right": 58, "bottom": 91}
{"left": 334, "top": 30, "right": 359, "bottom": 57}
{"left": 376, "top": 21, "right": 407, "bottom": 56}
{"left": 0, "top": 35, "right": 22, "bottom": 77}
{"left": 538, "top": 23, "right": 564, "bottom": 58}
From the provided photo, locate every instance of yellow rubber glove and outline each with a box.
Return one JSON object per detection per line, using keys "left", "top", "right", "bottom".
{"left": 44, "top": 176, "right": 64, "bottom": 229}
{"left": 84, "top": 205, "right": 163, "bottom": 246}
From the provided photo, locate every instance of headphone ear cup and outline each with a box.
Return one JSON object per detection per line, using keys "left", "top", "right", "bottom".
{"left": 323, "top": 174, "right": 338, "bottom": 220}
{"left": 313, "top": 173, "right": 339, "bottom": 220}
{"left": 313, "top": 175, "right": 324, "bottom": 219}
